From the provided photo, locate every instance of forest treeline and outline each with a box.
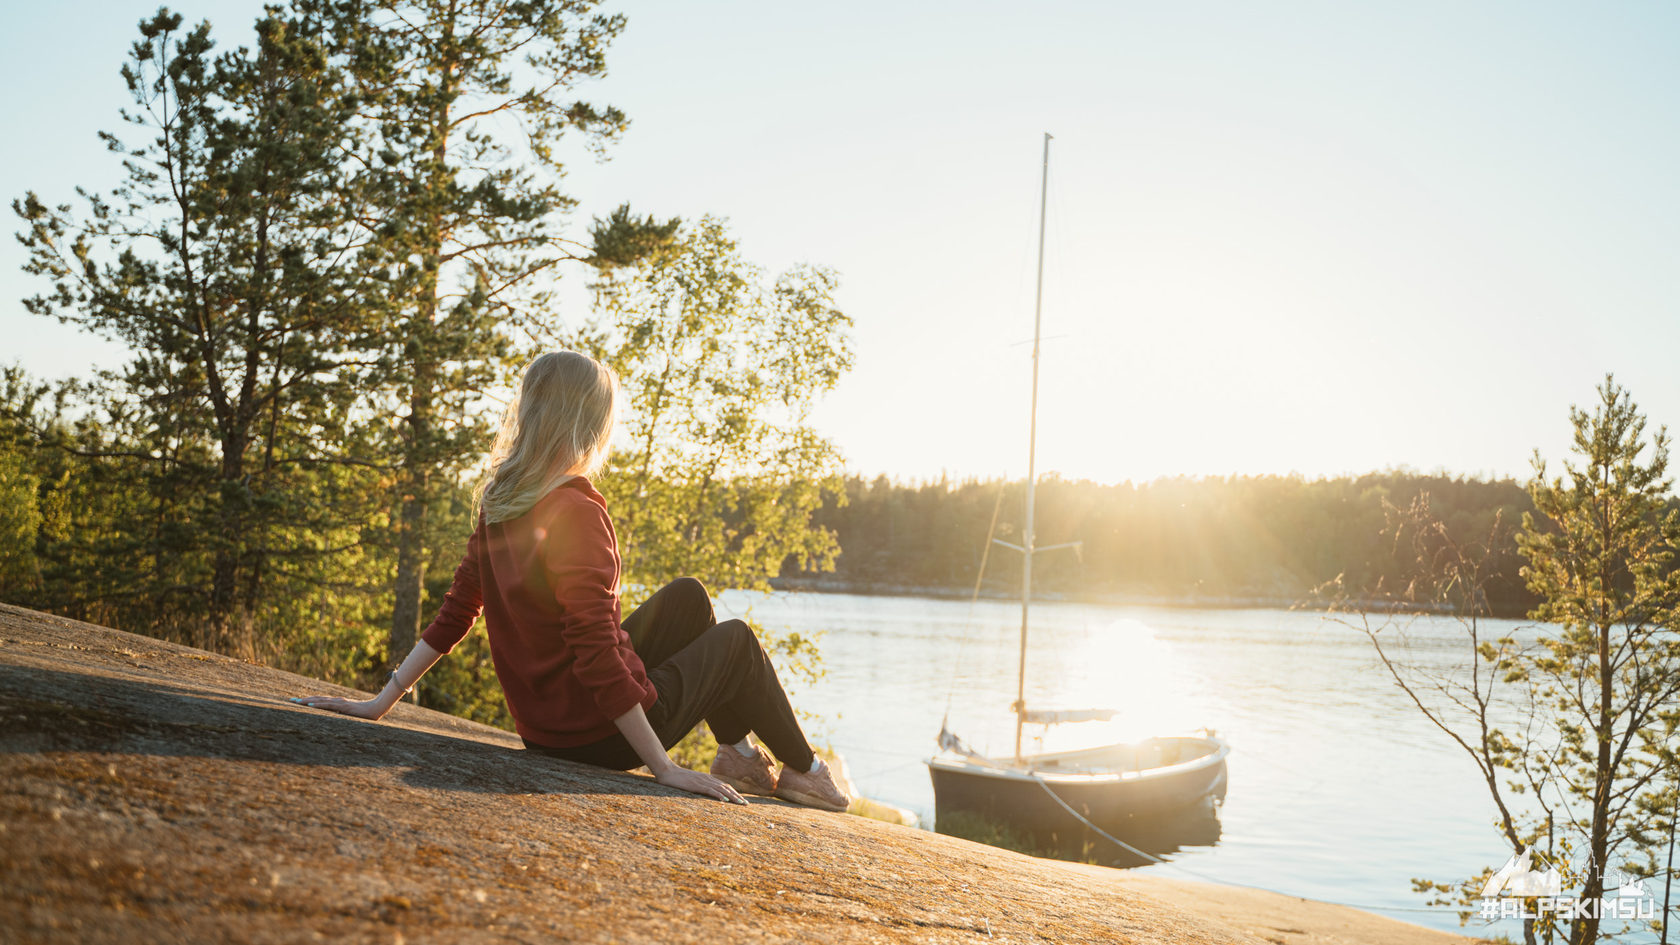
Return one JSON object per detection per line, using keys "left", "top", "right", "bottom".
{"left": 790, "top": 470, "right": 1545, "bottom": 616}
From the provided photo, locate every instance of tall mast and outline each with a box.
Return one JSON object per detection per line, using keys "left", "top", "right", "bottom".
{"left": 1015, "top": 131, "right": 1052, "bottom": 763}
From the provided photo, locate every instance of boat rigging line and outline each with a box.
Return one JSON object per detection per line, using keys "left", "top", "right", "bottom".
{"left": 941, "top": 476, "right": 1011, "bottom": 723}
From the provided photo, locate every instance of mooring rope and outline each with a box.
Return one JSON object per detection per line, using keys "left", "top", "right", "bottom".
{"left": 1027, "top": 776, "right": 1458, "bottom": 916}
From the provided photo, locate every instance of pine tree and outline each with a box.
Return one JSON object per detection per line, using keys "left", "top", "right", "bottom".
{"left": 326, "top": 0, "right": 647, "bottom": 671}
{"left": 13, "top": 7, "right": 381, "bottom": 656}
{"left": 1517, "top": 376, "right": 1680, "bottom": 944}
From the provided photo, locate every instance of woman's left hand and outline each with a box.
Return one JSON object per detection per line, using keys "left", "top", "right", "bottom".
{"left": 655, "top": 765, "right": 748, "bottom": 805}
{"left": 289, "top": 694, "right": 387, "bottom": 721}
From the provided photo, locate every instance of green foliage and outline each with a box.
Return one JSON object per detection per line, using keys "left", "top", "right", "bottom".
{"left": 411, "top": 483, "right": 514, "bottom": 728}
{"left": 590, "top": 216, "right": 852, "bottom": 592}
{"left": 415, "top": 628, "right": 513, "bottom": 729}
{"left": 0, "top": 458, "right": 38, "bottom": 588}
{"left": 934, "top": 810, "right": 1103, "bottom": 865}
{"left": 935, "top": 810, "right": 1042, "bottom": 855}
{"left": 0, "top": 371, "right": 43, "bottom": 592}
{"left": 11, "top": 6, "right": 387, "bottom": 658}
{"left": 665, "top": 722, "right": 722, "bottom": 773}
{"left": 1628, "top": 771, "right": 1678, "bottom": 941}
{"left": 589, "top": 204, "right": 682, "bottom": 269}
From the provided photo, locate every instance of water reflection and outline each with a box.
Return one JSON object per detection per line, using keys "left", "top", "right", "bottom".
{"left": 935, "top": 795, "right": 1225, "bottom": 869}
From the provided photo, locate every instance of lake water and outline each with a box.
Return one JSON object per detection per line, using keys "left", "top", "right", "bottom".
{"left": 713, "top": 590, "right": 1609, "bottom": 939}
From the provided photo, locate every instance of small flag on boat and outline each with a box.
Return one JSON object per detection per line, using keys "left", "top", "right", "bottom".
{"left": 1019, "top": 708, "right": 1118, "bottom": 725}
{"left": 937, "top": 717, "right": 984, "bottom": 759}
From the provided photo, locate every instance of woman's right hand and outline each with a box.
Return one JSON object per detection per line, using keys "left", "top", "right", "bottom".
{"left": 654, "top": 765, "right": 747, "bottom": 805}
{"left": 611, "top": 703, "right": 744, "bottom": 804}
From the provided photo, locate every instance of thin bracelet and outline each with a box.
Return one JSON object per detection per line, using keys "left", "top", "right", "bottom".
{"left": 386, "top": 669, "right": 414, "bottom": 696}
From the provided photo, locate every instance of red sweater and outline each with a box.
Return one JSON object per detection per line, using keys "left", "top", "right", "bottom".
{"left": 419, "top": 476, "right": 657, "bottom": 748}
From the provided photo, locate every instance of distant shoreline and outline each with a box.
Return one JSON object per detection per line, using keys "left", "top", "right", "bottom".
{"left": 767, "top": 576, "right": 1503, "bottom": 618}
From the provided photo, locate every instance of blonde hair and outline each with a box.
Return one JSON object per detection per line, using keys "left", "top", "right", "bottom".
{"left": 477, "top": 351, "right": 619, "bottom": 524}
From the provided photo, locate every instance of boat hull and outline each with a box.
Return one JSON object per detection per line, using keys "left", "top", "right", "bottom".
{"left": 928, "top": 735, "right": 1228, "bottom": 864}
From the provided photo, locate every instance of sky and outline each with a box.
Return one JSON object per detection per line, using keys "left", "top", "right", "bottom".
{"left": 3, "top": 1, "right": 1678, "bottom": 486}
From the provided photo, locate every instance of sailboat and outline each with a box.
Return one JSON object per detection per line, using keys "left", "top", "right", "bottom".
{"left": 926, "top": 133, "right": 1229, "bottom": 860}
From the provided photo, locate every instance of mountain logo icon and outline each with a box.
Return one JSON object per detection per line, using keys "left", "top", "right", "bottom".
{"left": 1480, "top": 849, "right": 1563, "bottom": 898}
{"left": 1610, "top": 879, "right": 1648, "bottom": 899}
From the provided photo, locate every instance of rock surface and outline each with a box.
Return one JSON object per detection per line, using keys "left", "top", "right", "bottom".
{"left": 0, "top": 603, "right": 1481, "bottom": 944}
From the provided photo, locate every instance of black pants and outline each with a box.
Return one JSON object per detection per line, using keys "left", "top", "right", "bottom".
{"left": 522, "top": 577, "right": 816, "bottom": 773}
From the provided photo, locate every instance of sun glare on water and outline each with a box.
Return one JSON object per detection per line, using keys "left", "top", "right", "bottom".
{"left": 922, "top": 599, "right": 1218, "bottom": 761}
{"left": 1025, "top": 615, "right": 1204, "bottom": 754}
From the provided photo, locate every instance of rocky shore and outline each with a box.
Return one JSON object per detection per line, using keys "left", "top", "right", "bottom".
{"left": 0, "top": 602, "right": 1482, "bottom": 944}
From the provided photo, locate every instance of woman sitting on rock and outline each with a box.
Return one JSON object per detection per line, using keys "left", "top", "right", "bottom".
{"left": 291, "top": 351, "right": 849, "bottom": 811}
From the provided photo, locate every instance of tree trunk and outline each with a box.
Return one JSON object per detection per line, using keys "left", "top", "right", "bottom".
{"left": 209, "top": 438, "right": 251, "bottom": 659}
{"left": 1571, "top": 617, "right": 1617, "bottom": 945}
{"left": 1661, "top": 789, "right": 1675, "bottom": 945}
{"left": 388, "top": 357, "right": 433, "bottom": 683}
{"left": 207, "top": 544, "right": 239, "bottom": 655}
{"left": 388, "top": 490, "right": 428, "bottom": 674}
{"left": 388, "top": 21, "right": 457, "bottom": 687}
